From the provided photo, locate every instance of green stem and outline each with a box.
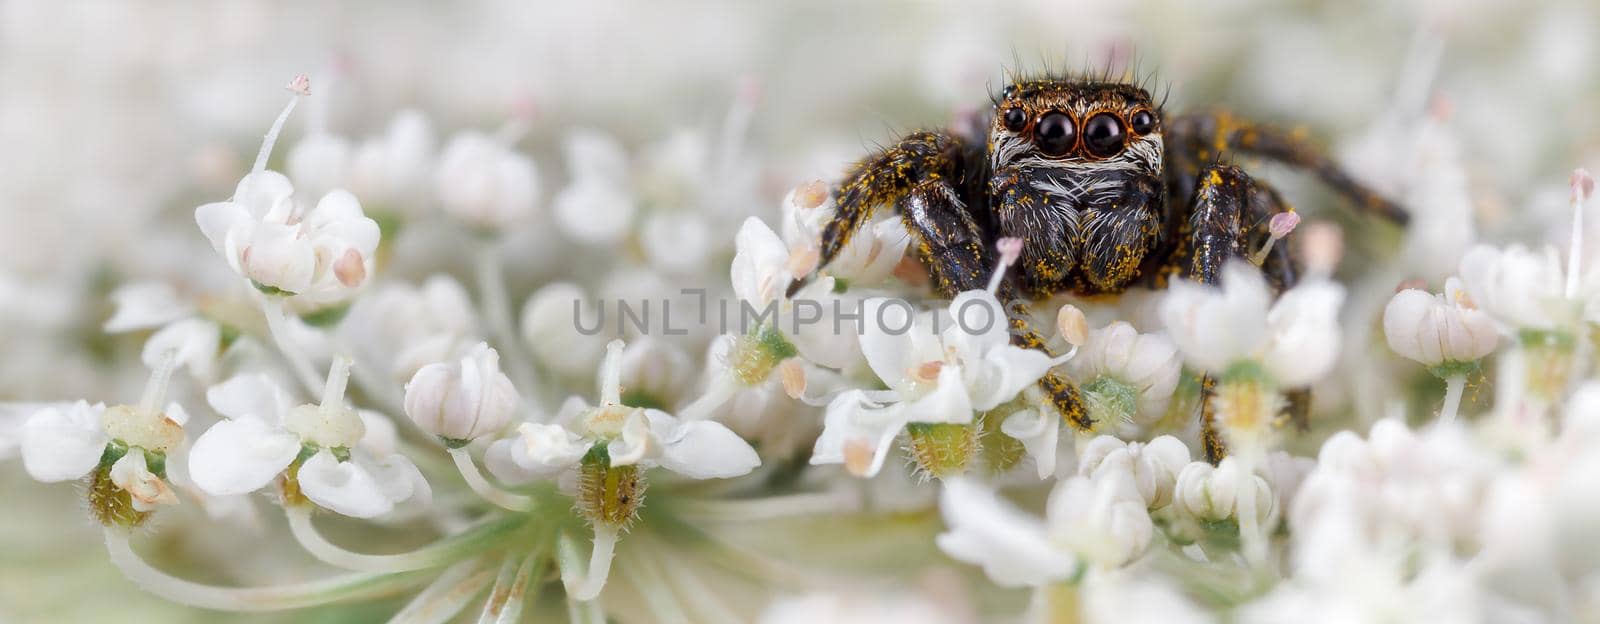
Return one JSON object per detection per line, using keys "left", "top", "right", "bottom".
{"left": 449, "top": 447, "right": 536, "bottom": 512}
{"left": 104, "top": 529, "right": 430, "bottom": 612}
{"left": 286, "top": 506, "right": 524, "bottom": 572}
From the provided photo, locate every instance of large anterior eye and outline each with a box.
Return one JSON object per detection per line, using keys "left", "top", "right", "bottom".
{"left": 1003, "top": 107, "right": 1028, "bottom": 132}
{"left": 1083, "top": 113, "right": 1126, "bottom": 157}
{"left": 1035, "top": 112, "right": 1075, "bottom": 156}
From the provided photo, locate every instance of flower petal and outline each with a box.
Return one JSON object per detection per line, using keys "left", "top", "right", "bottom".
{"left": 969, "top": 346, "right": 1055, "bottom": 411}
{"left": 206, "top": 373, "right": 293, "bottom": 423}
{"left": 643, "top": 409, "right": 760, "bottom": 479}
{"left": 194, "top": 201, "right": 253, "bottom": 256}
{"left": 810, "top": 390, "right": 909, "bottom": 478}
{"left": 485, "top": 422, "right": 588, "bottom": 485}
{"left": 20, "top": 401, "right": 108, "bottom": 482}
{"left": 143, "top": 318, "right": 221, "bottom": 379}
{"left": 297, "top": 450, "right": 396, "bottom": 518}
{"left": 936, "top": 477, "right": 1074, "bottom": 587}
{"left": 188, "top": 417, "right": 300, "bottom": 496}
{"left": 104, "top": 282, "right": 195, "bottom": 333}
{"left": 1000, "top": 408, "right": 1059, "bottom": 479}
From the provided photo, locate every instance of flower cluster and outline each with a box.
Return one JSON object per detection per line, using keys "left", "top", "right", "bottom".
{"left": 6, "top": 9, "right": 1600, "bottom": 620}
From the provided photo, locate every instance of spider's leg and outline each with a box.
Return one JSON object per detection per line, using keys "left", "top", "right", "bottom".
{"left": 1007, "top": 301, "right": 1093, "bottom": 432}
{"left": 1167, "top": 111, "right": 1408, "bottom": 225}
{"left": 894, "top": 176, "right": 1091, "bottom": 432}
{"left": 1180, "top": 163, "right": 1253, "bottom": 463}
{"left": 788, "top": 131, "right": 967, "bottom": 297}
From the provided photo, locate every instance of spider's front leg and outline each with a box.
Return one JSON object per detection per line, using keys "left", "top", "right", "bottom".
{"left": 1181, "top": 163, "right": 1310, "bottom": 462}
{"left": 800, "top": 131, "right": 984, "bottom": 295}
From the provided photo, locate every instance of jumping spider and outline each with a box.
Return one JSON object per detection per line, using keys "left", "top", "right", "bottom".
{"left": 791, "top": 74, "right": 1407, "bottom": 462}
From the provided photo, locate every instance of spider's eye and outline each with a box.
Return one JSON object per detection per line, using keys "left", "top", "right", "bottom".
{"left": 1003, "top": 107, "right": 1027, "bottom": 132}
{"left": 1083, "top": 113, "right": 1126, "bottom": 157}
{"left": 1035, "top": 112, "right": 1075, "bottom": 156}
{"left": 1130, "top": 110, "right": 1156, "bottom": 135}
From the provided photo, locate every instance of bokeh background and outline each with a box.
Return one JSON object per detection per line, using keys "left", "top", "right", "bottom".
{"left": 2, "top": 0, "right": 1597, "bottom": 621}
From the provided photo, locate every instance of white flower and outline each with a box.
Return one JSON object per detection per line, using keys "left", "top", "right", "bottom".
{"left": 1062, "top": 321, "right": 1183, "bottom": 425}
{"left": 348, "top": 110, "right": 435, "bottom": 207}
{"left": 729, "top": 215, "right": 866, "bottom": 369}
{"left": 1383, "top": 277, "right": 1499, "bottom": 368}
{"left": 340, "top": 274, "right": 478, "bottom": 380}
{"left": 554, "top": 180, "right": 637, "bottom": 245}
{"left": 434, "top": 131, "right": 539, "bottom": 228}
{"left": 779, "top": 182, "right": 910, "bottom": 288}
{"left": 616, "top": 336, "right": 694, "bottom": 409}
{"left": 731, "top": 216, "right": 818, "bottom": 308}
{"left": 552, "top": 131, "right": 636, "bottom": 244}
{"left": 1175, "top": 457, "right": 1274, "bottom": 524}
{"left": 105, "top": 280, "right": 224, "bottom": 380}
{"left": 189, "top": 370, "right": 428, "bottom": 518}
{"left": 104, "top": 282, "right": 194, "bottom": 333}
{"left": 937, "top": 470, "right": 1153, "bottom": 586}
{"left": 1077, "top": 435, "right": 1191, "bottom": 509}
{"left": 487, "top": 340, "right": 759, "bottom": 485}
{"left": 1457, "top": 243, "right": 1572, "bottom": 331}
{"left": 810, "top": 292, "right": 1059, "bottom": 477}
{"left": 520, "top": 281, "right": 610, "bottom": 379}
{"left": 404, "top": 342, "right": 520, "bottom": 444}
{"left": 935, "top": 477, "right": 1075, "bottom": 587}
{"left": 195, "top": 171, "right": 379, "bottom": 305}
{"left": 1161, "top": 260, "right": 1345, "bottom": 386}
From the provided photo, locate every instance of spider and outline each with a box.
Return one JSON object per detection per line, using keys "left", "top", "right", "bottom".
{"left": 790, "top": 74, "right": 1407, "bottom": 463}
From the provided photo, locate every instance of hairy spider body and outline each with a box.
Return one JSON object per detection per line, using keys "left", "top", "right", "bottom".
{"left": 800, "top": 75, "right": 1405, "bottom": 462}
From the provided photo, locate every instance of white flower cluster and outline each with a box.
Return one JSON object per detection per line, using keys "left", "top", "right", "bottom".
{"left": 5, "top": 5, "right": 1600, "bottom": 620}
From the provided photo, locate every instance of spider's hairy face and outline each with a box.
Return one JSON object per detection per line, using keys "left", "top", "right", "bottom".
{"left": 988, "top": 79, "right": 1166, "bottom": 292}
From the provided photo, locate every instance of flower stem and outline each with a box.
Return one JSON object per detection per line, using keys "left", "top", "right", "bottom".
{"left": 262, "top": 297, "right": 324, "bottom": 398}
{"left": 388, "top": 558, "right": 497, "bottom": 624}
{"left": 474, "top": 244, "right": 543, "bottom": 409}
{"left": 618, "top": 546, "right": 692, "bottom": 624}
{"left": 1439, "top": 374, "right": 1466, "bottom": 424}
{"left": 682, "top": 490, "right": 862, "bottom": 523}
{"left": 449, "top": 447, "right": 536, "bottom": 512}
{"left": 104, "top": 529, "right": 429, "bottom": 611}
{"left": 559, "top": 526, "right": 620, "bottom": 601}
{"left": 285, "top": 505, "right": 525, "bottom": 572}
{"left": 478, "top": 548, "right": 542, "bottom": 624}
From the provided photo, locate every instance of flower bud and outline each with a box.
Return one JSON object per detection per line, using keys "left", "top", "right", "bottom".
{"left": 1382, "top": 277, "right": 1498, "bottom": 371}
{"left": 404, "top": 342, "right": 520, "bottom": 446}
{"left": 1056, "top": 304, "right": 1089, "bottom": 347}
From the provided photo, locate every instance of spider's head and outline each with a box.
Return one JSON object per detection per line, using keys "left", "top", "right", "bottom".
{"left": 988, "top": 78, "right": 1167, "bottom": 291}
{"left": 989, "top": 78, "right": 1163, "bottom": 179}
